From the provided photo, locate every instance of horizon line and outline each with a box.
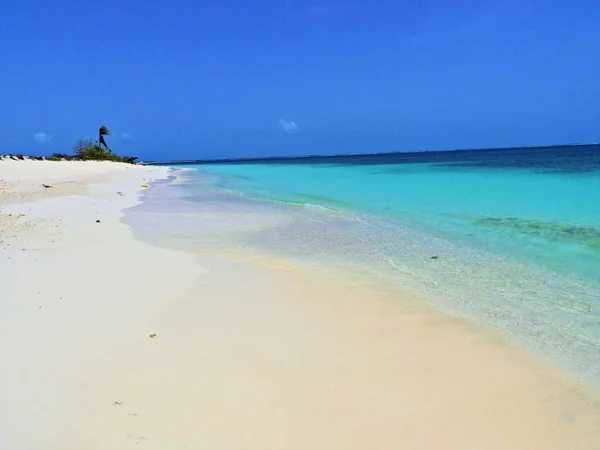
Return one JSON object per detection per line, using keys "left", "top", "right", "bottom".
{"left": 144, "top": 141, "right": 599, "bottom": 165}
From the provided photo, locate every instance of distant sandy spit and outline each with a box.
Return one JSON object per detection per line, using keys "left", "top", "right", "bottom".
{"left": 1, "top": 160, "right": 600, "bottom": 450}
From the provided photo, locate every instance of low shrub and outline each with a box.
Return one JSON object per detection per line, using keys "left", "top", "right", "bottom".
{"left": 39, "top": 127, "right": 138, "bottom": 164}
{"left": 72, "top": 140, "right": 137, "bottom": 163}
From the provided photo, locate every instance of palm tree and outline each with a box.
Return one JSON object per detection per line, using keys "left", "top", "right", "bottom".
{"left": 98, "top": 126, "right": 111, "bottom": 149}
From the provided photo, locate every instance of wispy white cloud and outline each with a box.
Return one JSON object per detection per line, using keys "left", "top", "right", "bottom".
{"left": 279, "top": 119, "right": 298, "bottom": 133}
{"left": 121, "top": 132, "right": 132, "bottom": 139}
{"left": 33, "top": 132, "right": 53, "bottom": 144}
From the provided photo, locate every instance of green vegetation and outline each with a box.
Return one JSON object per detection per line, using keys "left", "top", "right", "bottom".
{"left": 49, "top": 126, "right": 137, "bottom": 163}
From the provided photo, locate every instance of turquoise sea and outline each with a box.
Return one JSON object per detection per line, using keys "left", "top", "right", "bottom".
{"left": 126, "top": 145, "right": 600, "bottom": 388}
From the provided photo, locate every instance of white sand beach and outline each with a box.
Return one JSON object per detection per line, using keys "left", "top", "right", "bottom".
{"left": 2, "top": 160, "right": 600, "bottom": 449}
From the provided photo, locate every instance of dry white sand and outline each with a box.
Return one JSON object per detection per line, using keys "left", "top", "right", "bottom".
{"left": 0, "top": 159, "right": 147, "bottom": 205}
{"left": 1, "top": 160, "right": 600, "bottom": 449}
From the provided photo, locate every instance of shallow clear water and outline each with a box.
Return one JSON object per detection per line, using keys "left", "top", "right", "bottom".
{"left": 126, "top": 145, "right": 600, "bottom": 388}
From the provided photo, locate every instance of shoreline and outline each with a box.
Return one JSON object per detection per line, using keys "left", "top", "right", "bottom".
{"left": 129, "top": 165, "right": 600, "bottom": 391}
{"left": 2, "top": 161, "right": 600, "bottom": 449}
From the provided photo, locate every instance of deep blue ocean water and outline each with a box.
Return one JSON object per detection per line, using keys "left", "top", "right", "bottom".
{"left": 126, "top": 145, "right": 600, "bottom": 388}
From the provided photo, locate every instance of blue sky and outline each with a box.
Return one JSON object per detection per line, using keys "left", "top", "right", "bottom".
{"left": 1, "top": 0, "right": 599, "bottom": 160}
